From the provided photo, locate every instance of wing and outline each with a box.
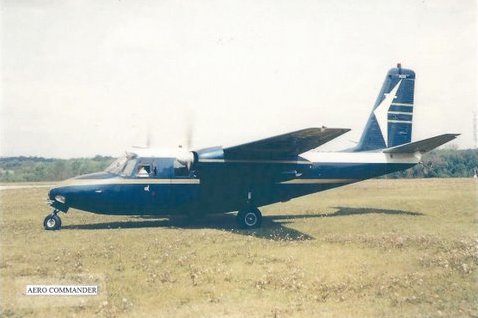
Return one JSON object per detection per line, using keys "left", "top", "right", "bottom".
{"left": 223, "top": 127, "right": 350, "bottom": 160}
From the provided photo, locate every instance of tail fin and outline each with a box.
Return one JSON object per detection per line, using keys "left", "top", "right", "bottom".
{"left": 354, "top": 64, "right": 416, "bottom": 152}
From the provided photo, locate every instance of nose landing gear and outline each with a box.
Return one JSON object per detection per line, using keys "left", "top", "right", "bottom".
{"left": 43, "top": 210, "right": 62, "bottom": 231}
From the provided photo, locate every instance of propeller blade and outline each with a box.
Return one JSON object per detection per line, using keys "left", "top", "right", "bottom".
{"left": 186, "top": 117, "right": 194, "bottom": 150}
{"left": 146, "top": 128, "right": 152, "bottom": 148}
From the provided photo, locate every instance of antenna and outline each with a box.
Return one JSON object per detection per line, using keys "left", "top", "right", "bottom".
{"left": 474, "top": 112, "right": 477, "bottom": 178}
{"left": 474, "top": 111, "right": 477, "bottom": 149}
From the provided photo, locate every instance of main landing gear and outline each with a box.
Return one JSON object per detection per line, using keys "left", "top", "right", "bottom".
{"left": 43, "top": 209, "right": 62, "bottom": 231}
{"left": 236, "top": 206, "right": 262, "bottom": 229}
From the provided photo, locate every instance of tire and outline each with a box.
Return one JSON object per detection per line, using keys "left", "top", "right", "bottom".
{"left": 43, "top": 214, "right": 61, "bottom": 231}
{"left": 237, "top": 207, "right": 262, "bottom": 229}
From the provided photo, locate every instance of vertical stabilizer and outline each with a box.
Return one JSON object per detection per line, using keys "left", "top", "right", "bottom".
{"left": 354, "top": 64, "right": 415, "bottom": 152}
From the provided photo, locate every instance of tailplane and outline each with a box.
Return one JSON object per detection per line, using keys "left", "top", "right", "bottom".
{"left": 382, "top": 134, "right": 460, "bottom": 154}
{"left": 354, "top": 64, "right": 415, "bottom": 152}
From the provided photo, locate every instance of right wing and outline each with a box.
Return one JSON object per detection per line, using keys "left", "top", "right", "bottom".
{"left": 222, "top": 127, "right": 350, "bottom": 160}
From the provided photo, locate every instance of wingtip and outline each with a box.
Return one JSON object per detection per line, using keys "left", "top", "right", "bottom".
{"left": 444, "top": 133, "right": 461, "bottom": 139}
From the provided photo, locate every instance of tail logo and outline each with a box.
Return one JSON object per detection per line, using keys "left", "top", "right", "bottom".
{"left": 373, "top": 80, "right": 402, "bottom": 147}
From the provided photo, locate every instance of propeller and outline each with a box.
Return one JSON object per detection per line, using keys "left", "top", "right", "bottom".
{"left": 131, "top": 127, "right": 153, "bottom": 149}
{"left": 176, "top": 116, "right": 196, "bottom": 171}
{"left": 132, "top": 115, "right": 197, "bottom": 171}
{"left": 146, "top": 128, "right": 152, "bottom": 148}
{"left": 185, "top": 117, "right": 193, "bottom": 150}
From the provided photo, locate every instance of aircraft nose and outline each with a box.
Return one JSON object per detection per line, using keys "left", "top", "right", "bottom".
{"left": 48, "top": 186, "right": 70, "bottom": 212}
{"left": 49, "top": 186, "right": 67, "bottom": 204}
{"left": 48, "top": 187, "right": 56, "bottom": 200}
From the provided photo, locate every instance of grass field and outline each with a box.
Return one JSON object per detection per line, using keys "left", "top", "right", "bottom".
{"left": 1, "top": 178, "right": 477, "bottom": 317}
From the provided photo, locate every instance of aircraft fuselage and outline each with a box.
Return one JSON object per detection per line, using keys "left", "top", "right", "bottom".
{"left": 48, "top": 151, "right": 420, "bottom": 216}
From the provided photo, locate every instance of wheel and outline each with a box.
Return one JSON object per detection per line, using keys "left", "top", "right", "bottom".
{"left": 237, "top": 207, "right": 262, "bottom": 229}
{"left": 43, "top": 214, "right": 61, "bottom": 231}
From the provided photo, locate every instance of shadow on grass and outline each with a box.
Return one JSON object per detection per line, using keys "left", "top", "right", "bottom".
{"left": 61, "top": 207, "right": 422, "bottom": 241}
{"left": 268, "top": 207, "right": 423, "bottom": 220}
{"left": 330, "top": 206, "right": 423, "bottom": 217}
{"left": 62, "top": 213, "right": 313, "bottom": 241}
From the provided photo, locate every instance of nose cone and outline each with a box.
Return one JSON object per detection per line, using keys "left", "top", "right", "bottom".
{"left": 48, "top": 187, "right": 59, "bottom": 200}
{"left": 48, "top": 185, "right": 68, "bottom": 200}
{"left": 48, "top": 185, "right": 69, "bottom": 211}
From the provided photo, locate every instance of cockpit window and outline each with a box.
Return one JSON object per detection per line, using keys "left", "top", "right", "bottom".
{"left": 122, "top": 159, "right": 138, "bottom": 176}
{"left": 104, "top": 156, "right": 128, "bottom": 175}
{"left": 105, "top": 156, "right": 176, "bottom": 178}
{"left": 104, "top": 156, "right": 141, "bottom": 177}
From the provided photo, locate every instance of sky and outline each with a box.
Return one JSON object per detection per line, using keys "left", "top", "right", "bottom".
{"left": 1, "top": 0, "right": 476, "bottom": 158}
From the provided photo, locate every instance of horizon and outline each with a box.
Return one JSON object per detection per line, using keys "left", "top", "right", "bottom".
{"left": 0, "top": 144, "right": 475, "bottom": 160}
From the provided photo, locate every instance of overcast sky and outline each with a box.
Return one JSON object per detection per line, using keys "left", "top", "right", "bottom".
{"left": 1, "top": 0, "right": 476, "bottom": 158}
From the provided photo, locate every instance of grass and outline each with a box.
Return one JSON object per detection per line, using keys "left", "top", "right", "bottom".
{"left": 0, "top": 178, "right": 477, "bottom": 317}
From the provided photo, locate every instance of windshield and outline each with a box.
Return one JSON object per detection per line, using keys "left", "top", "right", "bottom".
{"left": 122, "top": 159, "right": 138, "bottom": 177}
{"left": 104, "top": 156, "right": 128, "bottom": 175}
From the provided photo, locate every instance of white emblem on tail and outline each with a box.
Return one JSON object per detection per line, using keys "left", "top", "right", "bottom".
{"left": 373, "top": 80, "right": 402, "bottom": 147}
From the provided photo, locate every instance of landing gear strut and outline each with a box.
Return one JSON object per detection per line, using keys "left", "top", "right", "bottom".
{"left": 43, "top": 210, "right": 62, "bottom": 231}
{"left": 237, "top": 206, "right": 262, "bottom": 229}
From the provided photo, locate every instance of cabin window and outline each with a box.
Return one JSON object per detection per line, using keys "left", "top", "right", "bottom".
{"left": 136, "top": 164, "right": 152, "bottom": 178}
{"left": 174, "top": 160, "right": 189, "bottom": 177}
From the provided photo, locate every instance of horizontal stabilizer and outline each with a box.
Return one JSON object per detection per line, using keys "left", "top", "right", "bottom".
{"left": 382, "top": 134, "right": 460, "bottom": 154}
{"left": 224, "top": 127, "right": 350, "bottom": 160}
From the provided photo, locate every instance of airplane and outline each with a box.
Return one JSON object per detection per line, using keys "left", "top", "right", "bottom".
{"left": 43, "top": 64, "right": 459, "bottom": 231}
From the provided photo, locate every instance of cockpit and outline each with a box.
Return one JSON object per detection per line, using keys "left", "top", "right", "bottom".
{"left": 104, "top": 152, "right": 192, "bottom": 178}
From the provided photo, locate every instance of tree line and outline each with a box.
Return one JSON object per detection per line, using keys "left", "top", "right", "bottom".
{"left": 384, "top": 149, "right": 478, "bottom": 178}
{"left": 0, "top": 155, "right": 114, "bottom": 182}
{"left": 0, "top": 149, "right": 477, "bottom": 182}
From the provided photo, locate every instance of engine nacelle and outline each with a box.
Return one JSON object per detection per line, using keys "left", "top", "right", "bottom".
{"left": 195, "top": 147, "right": 224, "bottom": 161}
{"left": 176, "top": 150, "right": 196, "bottom": 170}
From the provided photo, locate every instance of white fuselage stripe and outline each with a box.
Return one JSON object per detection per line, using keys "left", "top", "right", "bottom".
{"left": 56, "top": 178, "right": 200, "bottom": 188}
{"left": 200, "top": 152, "right": 420, "bottom": 165}
{"left": 300, "top": 151, "right": 421, "bottom": 164}
{"left": 198, "top": 159, "right": 311, "bottom": 165}
{"left": 279, "top": 178, "right": 359, "bottom": 184}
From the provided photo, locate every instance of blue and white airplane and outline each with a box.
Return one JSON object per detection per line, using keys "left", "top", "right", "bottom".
{"left": 44, "top": 64, "right": 459, "bottom": 230}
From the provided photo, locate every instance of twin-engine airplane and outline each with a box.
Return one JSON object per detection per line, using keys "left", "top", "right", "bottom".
{"left": 44, "top": 65, "right": 459, "bottom": 230}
